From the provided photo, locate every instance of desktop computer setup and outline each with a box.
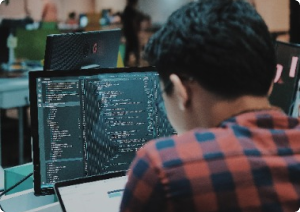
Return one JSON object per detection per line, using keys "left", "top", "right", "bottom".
{"left": 27, "top": 29, "right": 175, "bottom": 206}
{"left": 1, "top": 28, "right": 176, "bottom": 211}
{"left": 2, "top": 28, "right": 300, "bottom": 212}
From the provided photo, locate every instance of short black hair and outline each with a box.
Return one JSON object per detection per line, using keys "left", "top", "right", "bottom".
{"left": 144, "top": 0, "right": 276, "bottom": 99}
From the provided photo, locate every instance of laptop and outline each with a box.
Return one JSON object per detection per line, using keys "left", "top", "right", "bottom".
{"left": 54, "top": 171, "right": 128, "bottom": 212}
{"left": 43, "top": 29, "right": 121, "bottom": 71}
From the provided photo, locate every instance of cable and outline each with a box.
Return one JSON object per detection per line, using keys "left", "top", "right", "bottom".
{"left": 0, "top": 172, "right": 33, "bottom": 211}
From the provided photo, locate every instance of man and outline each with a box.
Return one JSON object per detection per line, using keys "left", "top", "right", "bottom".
{"left": 120, "top": 0, "right": 300, "bottom": 211}
{"left": 121, "top": 0, "right": 145, "bottom": 66}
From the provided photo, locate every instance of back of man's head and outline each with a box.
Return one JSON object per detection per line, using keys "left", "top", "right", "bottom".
{"left": 144, "top": 0, "right": 276, "bottom": 99}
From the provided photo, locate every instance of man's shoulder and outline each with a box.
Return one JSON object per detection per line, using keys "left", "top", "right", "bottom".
{"left": 139, "top": 112, "right": 300, "bottom": 167}
{"left": 147, "top": 127, "right": 232, "bottom": 148}
{"left": 142, "top": 128, "right": 230, "bottom": 157}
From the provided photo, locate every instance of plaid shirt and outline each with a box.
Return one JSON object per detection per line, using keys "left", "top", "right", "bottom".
{"left": 120, "top": 109, "right": 300, "bottom": 212}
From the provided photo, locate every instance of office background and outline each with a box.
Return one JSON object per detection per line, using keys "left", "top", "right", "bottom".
{"left": 0, "top": 0, "right": 290, "bottom": 32}
{"left": 0, "top": 0, "right": 294, "bottom": 167}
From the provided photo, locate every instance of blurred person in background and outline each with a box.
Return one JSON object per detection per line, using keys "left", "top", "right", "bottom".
{"left": 66, "top": 11, "right": 78, "bottom": 26}
{"left": 121, "top": 0, "right": 147, "bottom": 67}
{"left": 41, "top": 0, "right": 58, "bottom": 22}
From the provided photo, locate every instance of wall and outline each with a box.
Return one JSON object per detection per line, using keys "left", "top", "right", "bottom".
{"left": 0, "top": 0, "right": 27, "bottom": 19}
{"left": 138, "top": 0, "right": 290, "bottom": 30}
{"left": 0, "top": 0, "right": 94, "bottom": 22}
{"left": 254, "top": 0, "right": 289, "bottom": 32}
{"left": 0, "top": 0, "right": 290, "bottom": 32}
{"left": 95, "top": 0, "right": 126, "bottom": 13}
{"left": 138, "top": 0, "right": 192, "bottom": 24}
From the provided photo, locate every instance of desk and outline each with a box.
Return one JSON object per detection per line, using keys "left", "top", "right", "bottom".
{"left": 0, "top": 77, "right": 29, "bottom": 165}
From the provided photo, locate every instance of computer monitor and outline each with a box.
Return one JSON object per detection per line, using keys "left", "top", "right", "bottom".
{"left": 43, "top": 29, "right": 121, "bottom": 71}
{"left": 29, "top": 66, "right": 176, "bottom": 195}
{"left": 269, "top": 41, "right": 300, "bottom": 115}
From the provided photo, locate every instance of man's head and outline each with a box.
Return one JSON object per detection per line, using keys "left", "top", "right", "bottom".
{"left": 145, "top": 0, "right": 276, "bottom": 132}
{"left": 145, "top": 0, "right": 276, "bottom": 99}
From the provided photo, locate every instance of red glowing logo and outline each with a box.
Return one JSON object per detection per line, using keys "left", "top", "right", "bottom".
{"left": 93, "top": 43, "right": 98, "bottom": 53}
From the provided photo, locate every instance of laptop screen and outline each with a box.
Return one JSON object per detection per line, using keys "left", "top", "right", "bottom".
{"left": 43, "top": 29, "right": 121, "bottom": 71}
{"left": 55, "top": 172, "right": 127, "bottom": 212}
{"left": 29, "top": 66, "right": 176, "bottom": 195}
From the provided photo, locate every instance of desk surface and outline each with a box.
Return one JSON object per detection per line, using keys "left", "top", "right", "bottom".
{"left": 0, "top": 70, "right": 26, "bottom": 78}
{"left": 0, "top": 77, "right": 28, "bottom": 92}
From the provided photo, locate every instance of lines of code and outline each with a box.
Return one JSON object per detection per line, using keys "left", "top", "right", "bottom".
{"left": 37, "top": 78, "right": 86, "bottom": 186}
{"left": 36, "top": 72, "right": 175, "bottom": 188}
{"left": 82, "top": 73, "right": 175, "bottom": 175}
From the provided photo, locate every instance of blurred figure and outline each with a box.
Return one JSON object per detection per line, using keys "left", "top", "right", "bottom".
{"left": 41, "top": 0, "right": 58, "bottom": 22}
{"left": 110, "top": 11, "right": 122, "bottom": 24}
{"left": 66, "top": 11, "right": 78, "bottom": 25}
{"left": 121, "top": 0, "right": 145, "bottom": 66}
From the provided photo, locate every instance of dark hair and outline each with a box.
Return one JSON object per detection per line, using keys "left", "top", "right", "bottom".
{"left": 144, "top": 0, "right": 276, "bottom": 99}
{"left": 69, "top": 11, "right": 76, "bottom": 19}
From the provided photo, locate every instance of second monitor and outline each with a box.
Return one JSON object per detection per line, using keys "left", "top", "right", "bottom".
{"left": 43, "top": 29, "right": 121, "bottom": 71}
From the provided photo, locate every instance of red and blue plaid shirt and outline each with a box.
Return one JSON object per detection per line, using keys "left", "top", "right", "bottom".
{"left": 120, "top": 109, "right": 300, "bottom": 212}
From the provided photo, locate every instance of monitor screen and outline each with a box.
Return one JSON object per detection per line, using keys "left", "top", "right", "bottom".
{"left": 43, "top": 29, "right": 121, "bottom": 71}
{"left": 269, "top": 41, "right": 300, "bottom": 115}
{"left": 29, "top": 66, "right": 176, "bottom": 195}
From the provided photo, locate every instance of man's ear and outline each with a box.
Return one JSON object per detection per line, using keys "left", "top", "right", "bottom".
{"left": 169, "top": 74, "right": 189, "bottom": 111}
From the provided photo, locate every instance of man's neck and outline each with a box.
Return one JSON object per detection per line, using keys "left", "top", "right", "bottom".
{"left": 188, "top": 89, "right": 272, "bottom": 129}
